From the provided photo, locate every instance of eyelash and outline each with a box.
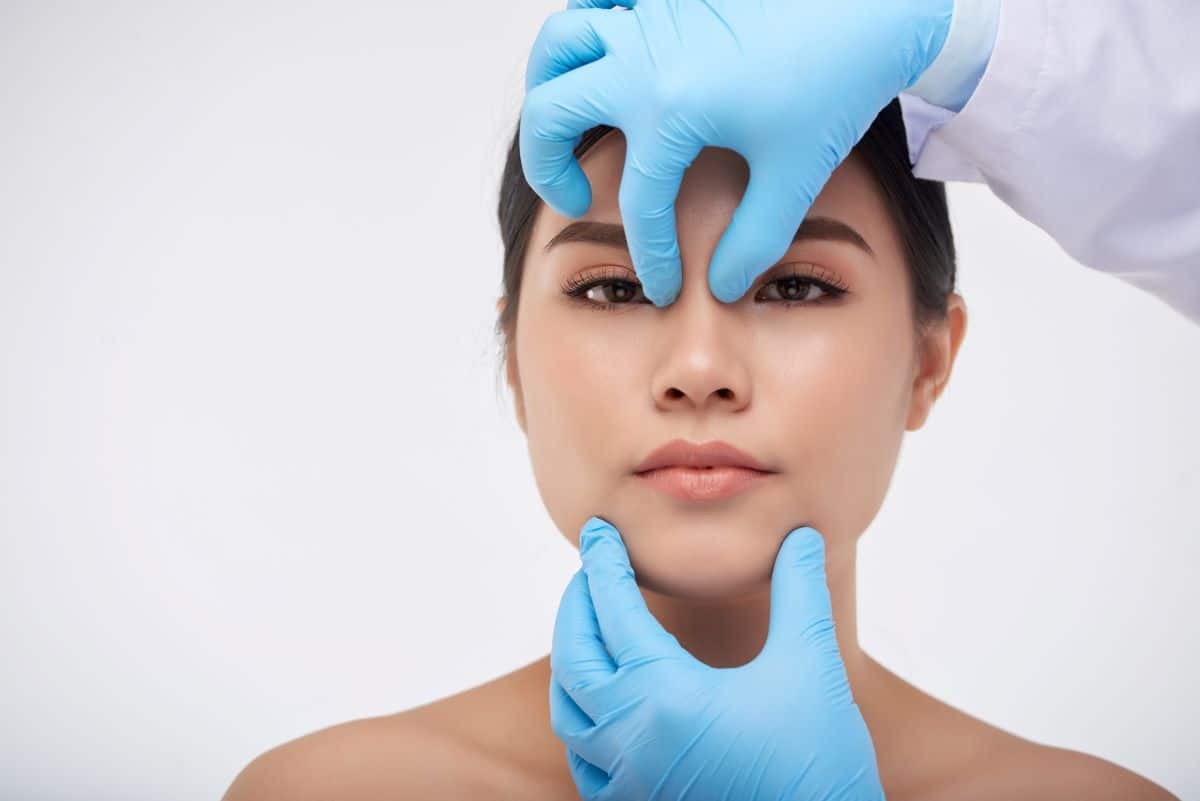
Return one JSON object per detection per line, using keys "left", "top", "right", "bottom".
{"left": 559, "top": 264, "right": 850, "bottom": 311}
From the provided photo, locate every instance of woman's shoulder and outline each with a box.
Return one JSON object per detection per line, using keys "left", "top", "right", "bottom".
{"left": 874, "top": 662, "right": 1176, "bottom": 801}
{"left": 898, "top": 695, "right": 1176, "bottom": 801}
{"left": 220, "top": 710, "right": 510, "bottom": 801}
{"left": 925, "top": 738, "right": 1178, "bottom": 801}
{"left": 221, "top": 657, "right": 571, "bottom": 801}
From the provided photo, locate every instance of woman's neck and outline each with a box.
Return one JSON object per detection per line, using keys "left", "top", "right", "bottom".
{"left": 638, "top": 540, "right": 867, "bottom": 684}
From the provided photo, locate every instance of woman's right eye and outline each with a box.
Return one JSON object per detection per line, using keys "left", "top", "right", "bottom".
{"left": 561, "top": 272, "right": 652, "bottom": 310}
{"left": 580, "top": 280, "right": 647, "bottom": 305}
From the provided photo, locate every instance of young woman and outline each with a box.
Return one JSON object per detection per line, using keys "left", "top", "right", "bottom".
{"left": 222, "top": 99, "right": 1176, "bottom": 800}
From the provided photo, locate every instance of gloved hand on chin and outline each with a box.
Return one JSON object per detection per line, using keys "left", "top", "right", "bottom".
{"left": 549, "top": 516, "right": 885, "bottom": 801}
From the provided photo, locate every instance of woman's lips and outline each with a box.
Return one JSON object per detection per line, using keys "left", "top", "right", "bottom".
{"left": 635, "top": 465, "right": 773, "bottom": 502}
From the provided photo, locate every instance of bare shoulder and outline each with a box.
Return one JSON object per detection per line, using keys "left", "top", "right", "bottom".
{"left": 220, "top": 712, "right": 513, "bottom": 801}
{"left": 1004, "top": 743, "right": 1176, "bottom": 801}
{"left": 868, "top": 661, "right": 1175, "bottom": 801}
{"left": 929, "top": 739, "right": 1178, "bottom": 801}
{"left": 221, "top": 658, "right": 567, "bottom": 801}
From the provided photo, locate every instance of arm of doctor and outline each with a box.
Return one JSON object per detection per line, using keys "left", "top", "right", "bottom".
{"left": 901, "top": 0, "right": 1200, "bottom": 326}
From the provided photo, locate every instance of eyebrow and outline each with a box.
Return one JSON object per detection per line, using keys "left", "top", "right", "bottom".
{"left": 543, "top": 216, "right": 875, "bottom": 258}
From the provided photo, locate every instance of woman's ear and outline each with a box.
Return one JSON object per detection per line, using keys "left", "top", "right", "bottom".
{"left": 906, "top": 293, "right": 968, "bottom": 431}
{"left": 496, "top": 297, "right": 527, "bottom": 433}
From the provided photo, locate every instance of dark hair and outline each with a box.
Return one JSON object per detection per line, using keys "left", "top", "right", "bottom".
{"left": 494, "top": 97, "right": 956, "bottom": 358}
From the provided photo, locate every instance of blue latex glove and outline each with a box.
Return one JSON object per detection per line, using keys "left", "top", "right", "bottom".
{"left": 521, "top": 0, "right": 953, "bottom": 306}
{"left": 549, "top": 516, "right": 884, "bottom": 800}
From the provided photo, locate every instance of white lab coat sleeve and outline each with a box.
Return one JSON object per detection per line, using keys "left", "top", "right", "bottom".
{"left": 897, "top": 0, "right": 1200, "bottom": 325}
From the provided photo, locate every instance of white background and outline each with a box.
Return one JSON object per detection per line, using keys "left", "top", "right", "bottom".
{"left": 2, "top": 2, "right": 1197, "bottom": 799}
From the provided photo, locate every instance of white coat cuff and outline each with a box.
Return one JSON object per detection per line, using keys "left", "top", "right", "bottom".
{"left": 900, "top": 0, "right": 1050, "bottom": 184}
{"left": 907, "top": 0, "right": 1002, "bottom": 112}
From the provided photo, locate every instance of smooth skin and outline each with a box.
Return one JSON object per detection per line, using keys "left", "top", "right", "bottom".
{"left": 222, "top": 131, "right": 1175, "bottom": 801}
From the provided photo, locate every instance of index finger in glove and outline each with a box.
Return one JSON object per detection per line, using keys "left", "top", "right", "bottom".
{"left": 708, "top": 158, "right": 820, "bottom": 304}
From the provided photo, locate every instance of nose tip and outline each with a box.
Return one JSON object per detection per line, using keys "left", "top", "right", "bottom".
{"left": 653, "top": 340, "right": 750, "bottom": 413}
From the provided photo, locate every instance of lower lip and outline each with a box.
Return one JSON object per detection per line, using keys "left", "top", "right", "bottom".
{"left": 635, "top": 466, "right": 773, "bottom": 502}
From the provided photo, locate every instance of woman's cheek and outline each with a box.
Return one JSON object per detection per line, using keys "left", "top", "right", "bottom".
{"left": 758, "top": 323, "right": 910, "bottom": 544}
{"left": 517, "top": 315, "right": 640, "bottom": 546}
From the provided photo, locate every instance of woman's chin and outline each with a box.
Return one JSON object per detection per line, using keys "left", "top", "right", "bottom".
{"left": 634, "top": 565, "right": 770, "bottom": 602}
{"left": 601, "top": 514, "right": 784, "bottom": 602}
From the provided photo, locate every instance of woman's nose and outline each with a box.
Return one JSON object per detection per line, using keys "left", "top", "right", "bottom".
{"left": 650, "top": 301, "right": 752, "bottom": 414}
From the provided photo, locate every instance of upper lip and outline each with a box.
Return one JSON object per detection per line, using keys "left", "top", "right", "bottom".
{"left": 633, "top": 439, "right": 777, "bottom": 474}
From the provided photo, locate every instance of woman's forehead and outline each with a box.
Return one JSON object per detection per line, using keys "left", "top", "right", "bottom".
{"left": 535, "top": 128, "right": 898, "bottom": 265}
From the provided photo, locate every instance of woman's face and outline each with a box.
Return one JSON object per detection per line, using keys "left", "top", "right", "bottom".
{"left": 503, "top": 130, "right": 965, "bottom": 601}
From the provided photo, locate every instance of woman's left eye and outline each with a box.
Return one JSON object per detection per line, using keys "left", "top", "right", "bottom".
{"left": 754, "top": 273, "right": 848, "bottom": 305}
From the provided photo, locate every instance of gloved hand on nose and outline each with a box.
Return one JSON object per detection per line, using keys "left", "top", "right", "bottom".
{"left": 520, "top": 0, "right": 953, "bottom": 306}
{"left": 549, "top": 516, "right": 884, "bottom": 801}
